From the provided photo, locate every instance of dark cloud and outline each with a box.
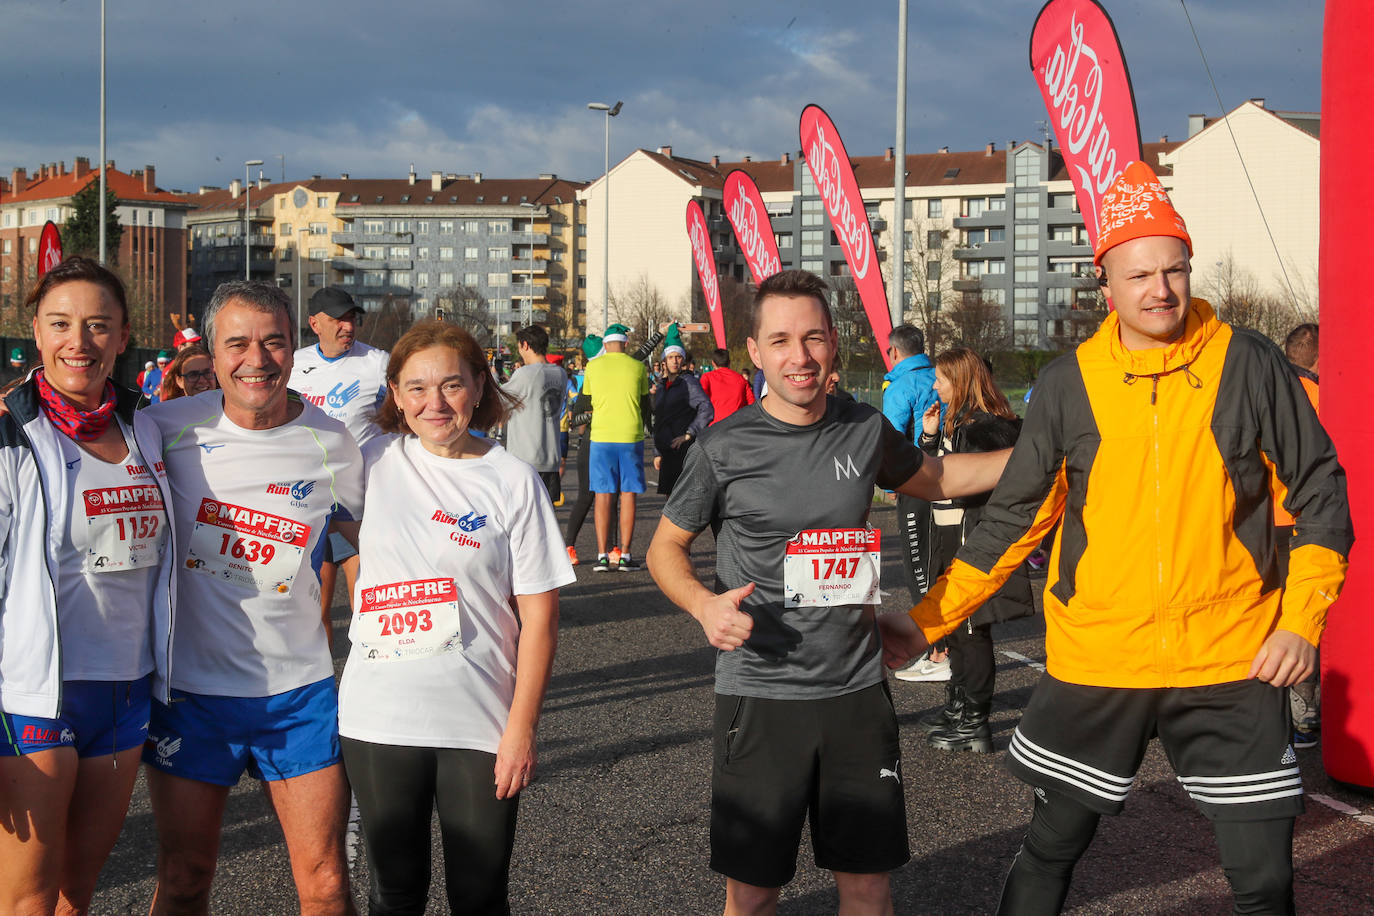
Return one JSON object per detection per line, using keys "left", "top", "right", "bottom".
{"left": 0, "top": 0, "right": 1322, "bottom": 191}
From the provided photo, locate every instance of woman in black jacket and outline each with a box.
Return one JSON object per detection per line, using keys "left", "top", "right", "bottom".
{"left": 917, "top": 348, "right": 1033, "bottom": 753}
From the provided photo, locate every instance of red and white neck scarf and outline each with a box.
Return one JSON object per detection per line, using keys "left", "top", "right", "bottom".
{"left": 34, "top": 368, "right": 117, "bottom": 441}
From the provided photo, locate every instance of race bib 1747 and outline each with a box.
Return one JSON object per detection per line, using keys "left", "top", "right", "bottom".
{"left": 783, "top": 527, "right": 882, "bottom": 607}
{"left": 185, "top": 498, "right": 311, "bottom": 595}
{"left": 355, "top": 577, "right": 463, "bottom": 662}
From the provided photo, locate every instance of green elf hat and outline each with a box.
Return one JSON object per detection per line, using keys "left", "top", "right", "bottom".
{"left": 581, "top": 334, "right": 604, "bottom": 360}
{"left": 662, "top": 322, "right": 686, "bottom": 359}
{"left": 603, "top": 323, "right": 631, "bottom": 344}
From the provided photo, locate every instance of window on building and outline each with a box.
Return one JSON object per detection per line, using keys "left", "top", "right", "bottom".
{"left": 1014, "top": 319, "right": 1039, "bottom": 346}
{"left": 800, "top": 167, "right": 817, "bottom": 197}
{"left": 28, "top": 238, "right": 37, "bottom": 253}
{"left": 965, "top": 260, "right": 983, "bottom": 278}
{"left": 927, "top": 199, "right": 943, "bottom": 218}
{"left": 927, "top": 291, "right": 941, "bottom": 310}
{"left": 362, "top": 271, "right": 385, "bottom": 286}
{"left": 317, "top": 196, "right": 329, "bottom": 208}
{"left": 1051, "top": 225, "right": 1075, "bottom": 242}
{"left": 278, "top": 274, "right": 292, "bottom": 288}
{"left": 1014, "top": 148, "right": 1039, "bottom": 187}
{"left": 576, "top": 223, "right": 587, "bottom": 237}
{"left": 310, "top": 222, "right": 327, "bottom": 235}
{"left": 2, "top": 266, "right": 9, "bottom": 281}
{"left": 926, "top": 260, "right": 941, "bottom": 283}
{"left": 488, "top": 220, "right": 510, "bottom": 233}
{"left": 801, "top": 259, "right": 823, "bottom": 273}
{"left": 310, "top": 248, "right": 327, "bottom": 259}
{"left": 964, "top": 198, "right": 985, "bottom": 218}
{"left": 488, "top": 247, "right": 507, "bottom": 260}
{"left": 391, "top": 220, "right": 410, "bottom": 233}
{"left": 801, "top": 230, "right": 824, "bottom": 257}
{"left": 988, "top": 227, "right": 1006, "bottom": 243}
{"left": 577, "top": 277, "right": 587, "bottom": 289}
{"left": 989, "top": 197, "right": 1007, "bottom": 211}
{"left": 966, "top": 229, "right": 985, "bottom": 246}
{"left": 1047, "top": 287, "right": 1075, "bottom": 307}
{"left": 1048, "top": 258, "right": 1077, "bottom": 274}
{"left": 279, "top": 248, "right": 291, "bottom": 262}
{"left": 488, "top": 272, "right": 509, "bottom": 287}
{"left": 439, "top": 271, "right": 455, "bottom": 286}
{"left": 1014, "top": 224, "right": 1039, "bottom": 251}
{"left": 390, "top": 246, "right": 408, "bottom": 258}
{"left": 982, "top": 287, "right": 1006, "bottom": 306}
{"left": 984, "top": 258, "right": 1006, "bottom": 275}
{"left": 439, "top": 220, "right": 455, "bottom": 234}
{"left": 1014, "top": 256, "right": 1038, "bottom": 283}
{"left": 416, "top": 272, "right": 429, "bottom": 287}
{"left": 438, "top": 247, "right": 455, "bottom": 260}
{"left": 927, "top": 229, "right": 943, "bottom": 250}
{"left": 280, "top": 222, "right": 293, "bottom": 236}
{"left": 802, "top": 198, "right": 823, "bottom": 227}
{"left": 1014, "top": 287, "right": 1039, "bottom": 315}
{"left": 416, "top": 221, "right": 430, "bottom": 234}
{"left": 2, "top": 213, "right": 11, "bottom": 228}
{"left": 393, "top": 272, "right": 411, "bottom": 286}
{"left": 463, "top": 247, "right": 478, "bottom": 259}
{"left": 577, "top": 249, "right": 587, "bottom": 263}
{"left": 1014, "top": 191, "right": 1039, "bottom": 221}
{"left": 363, "top": 219, "right": 385, "bottom": 233}
{"left": 364, "top": 246, "right": 385, "bottom": 259}
{"left": 463, "top": 272, "right": 479, "bottom": 285}
{"left": 1050, "top": 193, "right": 1078, "bottom": 211}
{"left": 775, "top": 232, "right": 793, "bottom": 249}
{"left": 412, "top": 247, "right": 427, "bottom": 260}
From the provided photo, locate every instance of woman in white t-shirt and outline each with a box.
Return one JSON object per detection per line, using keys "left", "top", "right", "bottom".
{"left": 338, "top": 320, "right": 574, "bottom": 915}
{"left": 0, "top": 258, "right": 175, "bottom": 913}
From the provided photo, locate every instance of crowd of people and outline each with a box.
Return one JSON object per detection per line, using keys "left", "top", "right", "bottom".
{"left": 0, "top": 157, "right": 1351, "bottom": 916}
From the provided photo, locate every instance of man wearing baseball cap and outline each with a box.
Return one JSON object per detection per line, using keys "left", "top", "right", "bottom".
{"left": 883, "top": 160, "right": 1352, "bottom": 914}
{"left": 289, "top": 286, "right": 389, "bottom": 644}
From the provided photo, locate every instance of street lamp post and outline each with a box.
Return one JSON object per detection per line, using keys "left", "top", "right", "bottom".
{"left": 244, "top": 159, "right": 263, "bottom": 279}
{"left": 587, "top": 101, "right": 622, "bottom": 333}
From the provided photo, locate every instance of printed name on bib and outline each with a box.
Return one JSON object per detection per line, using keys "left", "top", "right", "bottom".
{"left": 82, "top": 485, "right": 166, "bottom": 572}
{"left": 185, "top": 498, "right": 311, "bottom": 595}
{"left": 356, "top": 577, "right": 462, "bottom": 661}
{"left": 783, "top": 527, "right": 882, "bottom": 607}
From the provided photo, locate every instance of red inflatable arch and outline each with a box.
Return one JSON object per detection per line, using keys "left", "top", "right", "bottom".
{"left": 1320, "top": 0, "right": 1373, "bottom": 789}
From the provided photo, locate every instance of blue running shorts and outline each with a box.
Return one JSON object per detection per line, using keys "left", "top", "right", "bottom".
{"left": 1, "top": 676, "right": 152, "bottom": 758}
{"left": 143, "top": 676, "right": 341, "bottom": 785}
{"left": 588, "top": 441, "right": 645, "bottom": 494}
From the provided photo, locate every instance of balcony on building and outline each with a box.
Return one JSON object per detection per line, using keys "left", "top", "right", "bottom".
{"left": 508, "top": 231, "right": 549, "bottom": 245}
{"left": 953, "top": 241, "right": 1007, "bottom": 260}
{"left": 952, "top": 211, "right": 1006, "bottom": 229}
{"left": 332, "top": 230, "right": 412, "bottom": 245}
{"left": 510, "top": 258, "right": 549, "bottom": 274}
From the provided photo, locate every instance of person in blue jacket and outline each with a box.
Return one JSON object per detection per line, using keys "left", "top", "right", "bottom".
{"left": 882, "top": 325, "right": 945, "bottom": 681}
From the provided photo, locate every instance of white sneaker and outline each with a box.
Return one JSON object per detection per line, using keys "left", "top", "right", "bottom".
{"left": 894, "top": 654, "right": 951, "bottom": 682}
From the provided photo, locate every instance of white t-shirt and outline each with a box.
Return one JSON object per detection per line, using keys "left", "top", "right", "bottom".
{"left": 289, "top": 341, "right": 390, "bottom": 447}
{"left": 337, "top": 437, "right": 574, "bottom": 751}
{"left": 147, "top": 390, "right": 365, "bottom": 697}
{"left": 55, "top": 420, "right": 166, "bottom": 681}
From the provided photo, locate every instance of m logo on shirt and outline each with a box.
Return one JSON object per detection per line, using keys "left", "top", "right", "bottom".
{"left": 834, "top": 454, "right": 860, "bottom": 480}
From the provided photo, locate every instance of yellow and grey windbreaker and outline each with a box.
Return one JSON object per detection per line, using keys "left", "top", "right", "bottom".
{"left": 911, "top": 299, "right": 1352, "bottom": 688}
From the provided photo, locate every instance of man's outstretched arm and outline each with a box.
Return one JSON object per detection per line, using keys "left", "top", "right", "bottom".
{"left": 895, "top": 449, "right": 1011, "bottom": 502}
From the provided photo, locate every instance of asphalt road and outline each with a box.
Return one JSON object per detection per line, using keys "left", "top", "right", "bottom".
{"left": 87, "top": 461, "right": 1374, "bottom": 914}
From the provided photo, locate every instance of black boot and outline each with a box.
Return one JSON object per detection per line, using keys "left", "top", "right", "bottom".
{"left": 928, "top": 700, "right": 993, "bottom": 753}
{"left": 917, "top": 684, "right": 965, "bottom": 735}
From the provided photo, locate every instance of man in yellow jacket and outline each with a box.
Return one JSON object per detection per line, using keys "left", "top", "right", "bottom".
{"left": 881, "top": 160, "right": 1351, "bottom": 915}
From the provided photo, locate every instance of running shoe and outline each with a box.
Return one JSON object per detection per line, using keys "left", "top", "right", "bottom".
{"left": 567, "top": 545, "right": 579, "bottom": 566}
{"left": 894, "top": 653, "right": 951, "bottom": 682}
{"left": 593, "top": 555, "right": 611, "bottom": 572}
{"left": 616, "top": 555, "right": 641, "bottom": 572}
{"left": 554, "top": 493, "right": 566, "bottom": 507}
{"left": 1292, "top": 727, "right": 1319, "bottom": 749}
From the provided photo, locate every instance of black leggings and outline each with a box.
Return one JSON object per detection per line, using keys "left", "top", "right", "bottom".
{"left": 341, "top": 738, "right": 519, "bottom": 916}
{"left": 997, "top": 788, "right": 1295, "bottom": 915}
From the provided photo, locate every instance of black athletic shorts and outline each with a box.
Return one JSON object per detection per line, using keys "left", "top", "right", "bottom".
{"left": 1007, "top": 675, "right": 1303, "bottom": 821}
{"left": 710, "top": 682, "right": 910, "bottom": 888}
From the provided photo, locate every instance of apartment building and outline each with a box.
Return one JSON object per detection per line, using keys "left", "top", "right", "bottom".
{"left": 0, "top": 158, "right": 191, "bottom": 342}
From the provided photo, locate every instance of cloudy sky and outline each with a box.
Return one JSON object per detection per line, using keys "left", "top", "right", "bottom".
{"left": 2, "top": 0, "right": 1323, "bottom": 192}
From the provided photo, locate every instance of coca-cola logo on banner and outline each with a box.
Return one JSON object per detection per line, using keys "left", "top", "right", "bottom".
{"left": 723, "top": 171, "right": 781, "bottom": 283}
{"left": 1030, "top": 0, "right": 1142, "bottom": 248}
{"left": 799, "top": 104, "right": 893, "bottom": 366}
{"left": 685, "top": 200, "right": 727, "bottom": 349}
{"left": 38, "top": 221, "right": 63, "bottom": 279}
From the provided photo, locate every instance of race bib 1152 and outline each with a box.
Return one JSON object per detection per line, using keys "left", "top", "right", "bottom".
{"left": 83, "top": 484, "right": 166, "bottom": 572}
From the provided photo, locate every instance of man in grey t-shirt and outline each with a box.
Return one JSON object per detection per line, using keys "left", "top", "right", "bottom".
{"left": 647, "top": 270, "right": 1010, "bottom": 914}
{"left": 503, "top": 324, "right": 568, "bottom": 499}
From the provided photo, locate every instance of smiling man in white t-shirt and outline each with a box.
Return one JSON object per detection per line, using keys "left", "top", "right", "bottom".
{"left": 143, "top": 281, "right": 364, "bottom": 915}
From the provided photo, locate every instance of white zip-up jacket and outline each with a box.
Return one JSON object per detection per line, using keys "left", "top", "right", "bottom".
{"left": 0, "top": 380, "right": 177, "bottom": 717}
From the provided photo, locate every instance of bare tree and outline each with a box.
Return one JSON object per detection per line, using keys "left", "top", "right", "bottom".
{"left": 884, "top": 215, "right": 965, "bottom": 355}
{"left": 435, "top": 285, "right": 495, "bottom": 347}
{"left": 1199, "top": 252, "right": 1295, "bottom": 344}
{"left": 611, "top": 273, "right": 678, "bottom": 356}
{"left": 828, "top": 276, "right": 885, "bottom": 378}
{"left": 358, "top": 295, "right": 415, "bottom": 352}
{"left": 944, "top": 289, "right": 1010, "bottom": 355}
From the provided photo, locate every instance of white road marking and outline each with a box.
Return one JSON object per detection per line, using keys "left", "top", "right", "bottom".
{"left": 999, "top": 649, "right": 1047, "bottom": 672}
{"left": 345, "top": 793, "right": 362, "bottom": 871}
{"left": 1309, "top": 793, "right": 1374, "bottom": 827}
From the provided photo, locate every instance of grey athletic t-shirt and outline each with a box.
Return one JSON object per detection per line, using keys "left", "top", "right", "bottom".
{"left": 663, "top": 396, "right": 924, "bottom": 699}
{"left": 502, "top": 362, "right": 568, "bottom": 472}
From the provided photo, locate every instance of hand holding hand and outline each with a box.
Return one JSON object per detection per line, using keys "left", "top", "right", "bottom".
{"left": 694, "top": 583, "right": 756, "bottom": 651}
